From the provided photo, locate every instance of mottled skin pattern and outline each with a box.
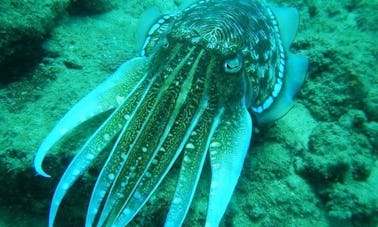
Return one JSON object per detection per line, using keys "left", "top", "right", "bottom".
{"left": 34, "top": 0, "right": 307, "bottom": 226}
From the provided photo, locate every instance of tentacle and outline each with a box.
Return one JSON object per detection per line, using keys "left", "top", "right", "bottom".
{"left": 34, "top": 57, "right": 148, "bottom": 177}
{"left": 84, "top": 73, "right": 159, "bottom": 227}
{"left": 85, "top": 118, "right": 130, "bottom": 227}
{"left": 95, "top": 46, "right": 199, "bottom": 226}
{"left": 165, "top": 107, "right": 223, "bottom": 227}
{"left": 110, "top": 51, "right": 217, "bottom": 227}
{"left": 112, "top": 98, "right": 207, "bottom": 227}
{"left": 86, "top": 43, "right": 188, "bottom": 227}
{"left": 48, "top": 62, "right": 151, "bottom": 227}
{"left": 205, "top": 104, "right": 252, "bottom": 226}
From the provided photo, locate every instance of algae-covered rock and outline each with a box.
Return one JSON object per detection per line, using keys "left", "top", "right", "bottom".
{"left": 0, "top": 0, "right": 70, "bottom": 83}
{"left": 324, "top": 181, "right": 378, "bottom": 223}
{"left": 364, "top": 88, "right": 378, "bottom": 122}
{"left": 296, "top": 122, "right": 373, "bottom": 182}
{"left": 0, "top": 0, "right": 377, "bottom": 226}
{"left": 362, "top": 121, "right": 378, "bottom": 150}
{"left": 338, "top": 109, "right": 368, "bottom": 129}
{"left": 230, "top": 142, "right": 326, "bottom": 226}
{"left": 295, "top": 122, "right": 377, "bottom": 224}
{"left": 67, "top": 0, "right": 118, "bottom": 15}
{"left": 294, "top": 0, "right": 377, "bottom": 122}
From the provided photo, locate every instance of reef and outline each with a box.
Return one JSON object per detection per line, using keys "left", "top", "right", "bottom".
{"left": 0, "top": 0, "right": 376, "bottom": 226}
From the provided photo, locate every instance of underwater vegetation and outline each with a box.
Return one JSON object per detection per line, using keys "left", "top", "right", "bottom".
{"left": 0, "top": 0, "right": 377, "bottom": 226}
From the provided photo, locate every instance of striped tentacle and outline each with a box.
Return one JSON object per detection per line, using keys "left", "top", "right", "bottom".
{"left": 112, "top": 52, "right": 219, "bottom": 226}
{"left": 96, "top": 45, "right": 201, "bottom": 226}
{"left": 165, "top": 108, "right": 223, "bottom": 227}
{"left": 35, "top": 57, "right": 148, "bottom": 177}
{"left": 84, "top": 43, "right": 187, "bottom": 226}
{"left": 83, "top": 69, "right": 160, "bottom": 227}
{"left": 206, "top": 104, "right": 252, "bottom": 226}
{"left": 164, "top": 55, "right": 220, "bottom": 226}
{"left": 48, "top": 61, "right": 151, "bottom": 227}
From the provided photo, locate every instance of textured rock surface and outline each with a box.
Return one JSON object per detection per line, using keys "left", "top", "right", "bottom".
{"left": 0, "top": 0, "right": 70, "bottom": 84}
{"left": 0, "top": 0, "right": 376, "bottom": 226}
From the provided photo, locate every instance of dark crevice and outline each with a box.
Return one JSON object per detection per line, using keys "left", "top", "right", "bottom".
{"left": 0, "top": 38, "right": 46, "bottom": 86}
{"left": 67, "top": 0, "right": 115, "bottom": 16}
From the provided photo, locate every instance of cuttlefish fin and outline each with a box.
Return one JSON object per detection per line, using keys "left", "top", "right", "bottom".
{"left": 270, "top": 7, "right": 299, "bottom": 50}
{"left": 206, "top": 104, "right": 252, "bottom": 226}
{"left": 254, "top": 52, "right": 308, "bottom": 124}
{"left": 253, "top": 6, "right": 308, "bottom": 124}
{"left": 34, "top": 57, "right": 148, "bottom": 177}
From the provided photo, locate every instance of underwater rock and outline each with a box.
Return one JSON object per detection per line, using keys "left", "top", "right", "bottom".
{"left": 296, "top": 122, "right": 373, "bottom": 182}
{"left": 338, "top": 109, "right": 378, "bottom": 152}
{"left": 0, "top": 0, "right": 376, "bottom": 226}
{"left": 324, "top": 180, "right": 378, "bottom": 225}
{"left": 364, "top": 88, "right": 378, "bottom": 122}
{"left": 362, "top": 122, "right": 378, "bottom": 151}
{"left": 0, "top": 149, "right": 52, "bottom": 215}
{"left": 259, "top": 103, "right": 318, "bottom": 150}
{"left": 63, "top": 59, "right": 83, "bottom": 70}
{"left": 0, "top": 0, "right": 70, "bottom": 84}
{"left": 234, "top": 142, "right": 326, "bottom": 226}
{"left": 338, "top": 109, "right": 367, "bottom": 129}
{"left": 67, "top": 0, "right": 117, "bottom": 15}
{"left": 295, "top": 121, "right": 377, "bottom": 224}
{"left": 296, "top": 0, "right": 375, "bottom": 122}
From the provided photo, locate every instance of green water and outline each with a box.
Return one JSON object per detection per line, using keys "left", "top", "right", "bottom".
{"left": 0, "top": 0, "right": 376, "bottom": 226}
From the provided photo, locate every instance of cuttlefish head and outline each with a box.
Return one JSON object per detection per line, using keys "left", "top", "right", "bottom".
{"left": 34, "top": 0, "right": 308, "bottom": 226}
{"left": 142, "top": 3, "right": 254, "bottom": 108}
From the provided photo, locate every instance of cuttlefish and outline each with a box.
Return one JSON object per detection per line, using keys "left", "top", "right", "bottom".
{"left": 34, "top": 0, "right": 307, "bottom": 226}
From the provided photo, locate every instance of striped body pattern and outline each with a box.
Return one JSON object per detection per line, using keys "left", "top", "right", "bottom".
{"left": 34, "top": 0, "right": 307, "bottom": 226}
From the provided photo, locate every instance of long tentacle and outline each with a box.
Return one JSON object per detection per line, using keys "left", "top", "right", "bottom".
{"left": 34, "top": 57, "right": 147, "bottom": 177}
{"left": 165, "top": 106, "right": 223, "bottom": 227}
{"left": 163, "top": 54, "right": 219, "bottom": 226}
{"left": 205, "top": 104, "right": 252, "bottom": 226}
{"left": 96, "top": 45, "right": 198, "bottom": 226}
{"left": 111, "top": 51, "right": 216, "bottom": 227}
{"left": 48, "top": 60, "right": 151, "bottom": 227}
{"left": 83, "top": 72, "right": 159, "bottom": 227}
{"left": 112, "top": 96, "right": 206, "bottom": 227}
{"left": 85, "top": 43, "right": 186, "bottom": 227}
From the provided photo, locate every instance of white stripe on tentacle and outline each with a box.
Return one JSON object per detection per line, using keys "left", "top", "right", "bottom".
{"left": 111, "top": 49, "right": 208, "bottom": 226}
{"left": 164, "top": 54, "right": 219, "bottom": 226}
{"left": 206, "top": 104, "right": 252, "bottom": 226}
{"left": 112, "top": 50, "right": 217, "bottom": 226}
{"left": 165, "top": 107, "right": 224, "bottom": 227}
{"left": 96, "top": 46, "right": 199, "bottom": 226}
{"left": 84, "top": 42, "right": 188, "bottom": 227}
{"left": 48, "top": 66, "right": 153, "bottom": 227}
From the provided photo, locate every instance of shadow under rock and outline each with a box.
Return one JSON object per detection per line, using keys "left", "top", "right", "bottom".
{"left": 0, "top": 38, "right": 46, "bottom": 87}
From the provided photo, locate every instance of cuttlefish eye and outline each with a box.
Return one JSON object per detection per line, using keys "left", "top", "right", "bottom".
{"left": 223, "top": 54, "right": 243, "bottom": 74}
{"left": 162, "top": 39, "right": 169, "bottom": 48}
